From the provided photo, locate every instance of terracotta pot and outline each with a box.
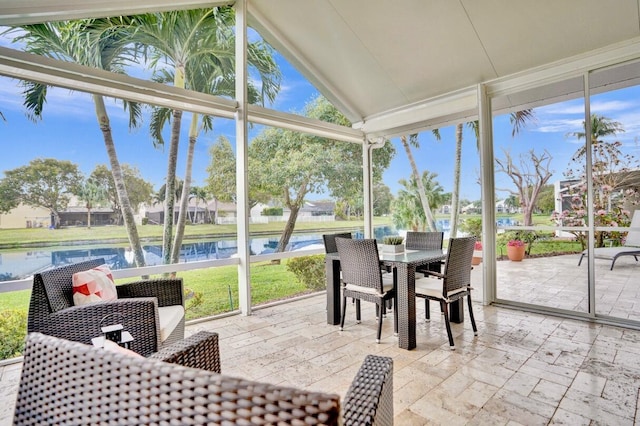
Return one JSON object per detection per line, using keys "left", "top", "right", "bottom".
{"left": 506, "top": 245, "right": 526, "bottom": 261}
{"left": 471, "top": 250, "right": 482, "bottom": 265}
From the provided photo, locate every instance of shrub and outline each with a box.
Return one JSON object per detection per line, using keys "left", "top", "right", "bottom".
{"left": 286, "top": 255, "right": 326, "bottom": 291}
{"left": 460, "top": 217, "right": 482, "bottom": 239}
{"left": 0, "top": 309, "right": 27, "bottom": 360}
{"left": 262, "top": 207, "right": 283, "bottom": 216}
{"left": 141, "top": 217, "right": 149, "bottom": 225}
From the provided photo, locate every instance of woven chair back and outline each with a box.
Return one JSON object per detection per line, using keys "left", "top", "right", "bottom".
{"left": 405, "top": 231, "right": 444, "bottom": 250}
{"left": 442, "top": 237, "right": 475, "bottom": 295}
{"left": 323, "top": 232, "right": 352, "bottom": 253}
{"left": 14, "top": 332, "right": 341, "bottom": 425}
{"left": 335, "top": 238, "right": 384, "bottom": 293}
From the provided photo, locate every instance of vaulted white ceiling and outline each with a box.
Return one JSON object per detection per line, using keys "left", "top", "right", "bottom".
{"left": 2, "top": 0, "right": 640, "bottom": 138}
{"left": 248, "top": 0, "right": 640, "bottom": 135}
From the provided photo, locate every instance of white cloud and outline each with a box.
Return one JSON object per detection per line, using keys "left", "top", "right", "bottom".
{"left": 591, "top": 100, "right": 638, "bottom": 114}
{"left": 534, "top": 118, "right": 584, "bottom": 134}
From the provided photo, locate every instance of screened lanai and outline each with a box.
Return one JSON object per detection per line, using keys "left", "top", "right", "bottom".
{"left": 2, "top": 0, "right": 640, "bottom": 329}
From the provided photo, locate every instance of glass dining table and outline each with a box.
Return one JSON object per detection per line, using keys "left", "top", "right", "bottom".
{"left": 325, "top": 248, "right": 452, "bottom": 350}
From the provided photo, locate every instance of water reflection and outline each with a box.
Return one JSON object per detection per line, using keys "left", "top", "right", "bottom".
{"left": 1, "top": 219, "right": 517, "bottom": 281}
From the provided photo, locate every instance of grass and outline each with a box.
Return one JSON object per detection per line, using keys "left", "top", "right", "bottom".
{"left": 0, "top": 261, "right": 309, "bottom": 321}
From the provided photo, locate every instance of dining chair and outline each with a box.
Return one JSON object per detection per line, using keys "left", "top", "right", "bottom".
{"left": 405, "top": 231, "right": 444, "bottom": 277}
{"left": 414, "top": 236, "right": 478, "bottom": 349}
{"left": 336, "top": 237, "right": 397, "bottom": 343}
{"left": 322, "top": 232, "right": 352, "bottom": 254}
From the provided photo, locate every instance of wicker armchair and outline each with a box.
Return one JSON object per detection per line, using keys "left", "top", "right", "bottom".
{"left": 14, "top": 332, "right": 393, "bottom": 426}
{"left": 28, "top": 258, "right": 184, "bottom": 357}
{"left": 415, "top": 236, "right": 478, "bottom": 349}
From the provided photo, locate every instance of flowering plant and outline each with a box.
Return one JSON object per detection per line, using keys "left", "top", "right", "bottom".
{"left": 474, "top": 241, "right": 483, "bottom": 250}
{"left": 507, "top": 239, "right": 525, "bottom": 247}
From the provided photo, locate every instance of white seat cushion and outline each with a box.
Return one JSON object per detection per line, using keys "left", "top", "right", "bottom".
{"left": 157, "top": 305, "right": 185, "bottom": 342}
{"left": 345, "top": 275, "right": 394, "bottom": 297}
{"left": 415, "top": 277, "right": 467, "bottom": 300}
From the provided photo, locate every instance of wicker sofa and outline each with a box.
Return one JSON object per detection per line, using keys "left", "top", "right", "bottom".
{"left": 28, "top": 258, "right": 185, "bottom": 357}
{"left": 14, "top": 332, "right": 394, "bottom": 425}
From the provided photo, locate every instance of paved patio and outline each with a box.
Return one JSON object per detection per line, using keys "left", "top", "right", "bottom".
{"left": 1, "top": 253, "right": 639, "bottom": 424}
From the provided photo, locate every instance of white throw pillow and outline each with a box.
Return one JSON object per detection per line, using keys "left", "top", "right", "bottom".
{"left": 72, "top": 265, "right": 118, "bottom": 306}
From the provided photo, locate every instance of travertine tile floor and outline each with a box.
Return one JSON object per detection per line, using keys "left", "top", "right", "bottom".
{"left": 1, "top": 254, "right": 640, "bottom": 425}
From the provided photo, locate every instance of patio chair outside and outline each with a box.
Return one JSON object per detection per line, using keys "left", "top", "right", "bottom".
{"left": 578, "top": 209, "right": 640, "bottom": 270}
{"left": 414, "top": 236, "right": 478, "bottom": 349}
{"left": 28, "top": 258, "right": 185, "bottom": 356}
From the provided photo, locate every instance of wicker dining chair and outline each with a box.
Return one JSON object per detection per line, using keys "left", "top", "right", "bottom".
{"left": 336, "top": 237, "right": 397, "bottom": 343}
{"left": 28, "top": 258, "right": 185, "bottom": 357}
{"left": 14, "top": 332, "right": 394, "bottom": 426}
{"left": 405, "top": 231, "right": 444, "bottom": 276}
{"left": 322, "top": 232, "right": 353, "bottom": 253}
{"left": 414, "top": 236, "right": 478, "bottom": 349}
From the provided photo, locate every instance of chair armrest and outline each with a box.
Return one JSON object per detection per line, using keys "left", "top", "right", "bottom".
{"left": 148, "top": 331, "right": 220, "bottom": 373}
{"left": 43, "top": 298, "right": 161, "bottom": 356}
{"left": 117, "top": 278, "right": 184, "bottom": 307}
{"left": 422, "top": 270, "right": 444, "bottom": 279}
{"left": 343, "top": 355, "right": 393, "bottom": 426}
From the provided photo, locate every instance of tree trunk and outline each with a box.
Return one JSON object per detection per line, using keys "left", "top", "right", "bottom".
{"left": 276, "top": 204, "right": 300, "bottom": 253}
{"left": 449, "top": 123, "right": 463, "bottom": 238}
{"left": 162, "top": 109, "right": 183, "bottom": 264}
{"left": 171, "top": 120, "right": 197, "bottom": 264}
{"left": 87, "top": 207, "right": 91, "bottom": 229}
{"left": 93, "top": 95, "right": 146, "bottom": 267}
{"left": 400, "top": 135, "right": 438, "bottom": 231}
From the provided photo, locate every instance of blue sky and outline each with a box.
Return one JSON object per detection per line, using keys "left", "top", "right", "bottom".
{"left": 2, "top": 30, "right": 640, "bottom": 204}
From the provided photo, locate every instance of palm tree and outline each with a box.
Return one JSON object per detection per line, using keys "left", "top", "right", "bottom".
{"left": 449, "top": 110, "right": 534, "bottom": 237}
{"left": 7, "top": 20, "right": 147, "bottom": 266}
{"left": 399, "top": 132, "right": 440, "bottom": 231}
{"left": 126, "top": 8, "right": 280, "bottom": 264}
{"left": 189, "top": 186, "right": 209, "bottom": 224}
{"left": 569, "top": 113, "right": 624, "bottom": 160}
{"left": 77, "top": 179, "right": 107, "bottom": 229}
{"left": 391, "top": 171, "right": 445, "bottom": 231}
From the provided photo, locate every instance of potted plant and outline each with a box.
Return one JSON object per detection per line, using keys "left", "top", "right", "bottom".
{"left": 506, "top": 239, "right": 526, "bottom": 261}
{"left": 382, "top": 236, "right": 405, "bottom": 253}
{"left": 472, "top": 241, "right": 483, "bottom": 265}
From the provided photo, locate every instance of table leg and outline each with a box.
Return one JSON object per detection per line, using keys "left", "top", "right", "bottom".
{"left": 450, "top": 299, "right": 464, "bottom": 323}
{"left": 395, "top": 263, "right": 416, "bottom": 350}
{"left": 325, "top": 258, "right": 341, "bottom": 325}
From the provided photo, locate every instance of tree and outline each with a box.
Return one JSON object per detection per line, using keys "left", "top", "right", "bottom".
{"left": 399, "top": 133, "right": 439, "bottom": 231}
{"left": 372, "top": 183, "right": 393, "bottom": 217}
{"left": 553, "top": 114, "right": 639, "bottom": 248}
{"left": 535, "top": 185, "right": 556, "bottom": 214}
{"left": 7, "top": 20, "right": 147, "bottom": 266}
{"left": 504, "top": 194, "right": 519, "bottom": 213}
{"left": 189, "top": 186, "right": 209, "bottom": 224}
{"left": 76, "top": 178, "right": 107, "bottom": 229}
{"left": 495, "top": 149, "right": 553, "bottom": 226}
{"left": 449, "top": 109, "right": 534, "bottom": 237}
{"left": 250, "top": 96, "right": 394, "bottom": 253}
{"left": 2, "top": 159, "right": 82, "bottom": 228}
{"left": 125, "top": 7, "right": 280, "bottom": 264}
{"left": 391, "top": 171, "right": 445, "bottom": 231}
{"left": 90, "top": 164, "right": 153, "bottom": 225}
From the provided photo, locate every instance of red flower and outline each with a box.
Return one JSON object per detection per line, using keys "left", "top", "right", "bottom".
{"left": 474, "top": 241, "right": 483, "bottom": 250}
{"left": 507, "top": 239, "right": 525, "bottom": 247}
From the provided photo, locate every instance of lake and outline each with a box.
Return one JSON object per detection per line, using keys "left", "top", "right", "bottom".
{"left": 0, "top": 218, "right": 518, "bottom": 281}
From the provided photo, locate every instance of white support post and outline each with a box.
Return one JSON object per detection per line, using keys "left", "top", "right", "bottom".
{"left": 478, "top": 84, "right": 495, "bottom": 305}
{"left": 362, "top": 139, "right": 373, "bottom": 238}
{"left": 235, "top": 0, "right": 251, "bottom": 316}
